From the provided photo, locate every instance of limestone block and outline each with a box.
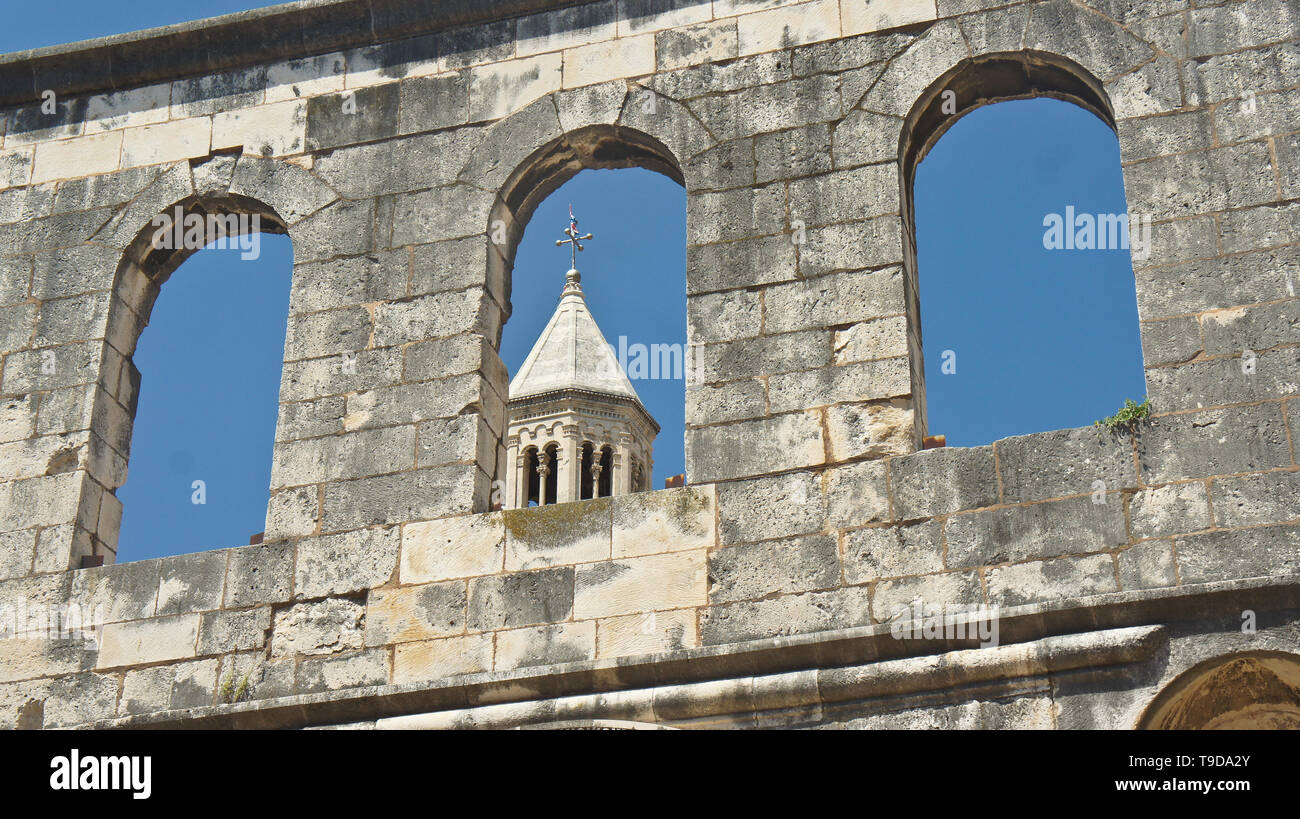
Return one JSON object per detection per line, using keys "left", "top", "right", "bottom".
{"left": 516, "top": 1, "right": 617, "bottom": 57}
{"left": 891, "top": 445, "right": 998, "bottom": 519}
{"left": 197, "top": 607, "right": 271, "bottom": 655}
{"left": 1117, "top": 541, "right": 1177, "bottom": 591}
{"left": 494, "top": 620, "right": 596, "bottom": 670}
{"left": 399, "top": 72, "right": 470, "bottom": 134}
{"left": 1176, "top": 524, "right": 1300, "bottom": 585}
{"left": 266, "top": 54, "right": 347, "bottom": 103}
{"left": 687, "top": 411, "right": 826, "bottom": 484}
{"left": 291, "top": 198, "right": 375, "bottom": 263}
{"left": 264, "top": 485, "right": 319, "bottom": 540}
{"left": 223, "top": 542, "right": 294, "bottom": 607}
{"left": 842, "top": 0, "right": 937, "bottom": 36}
{"left": 946, "top": 495, "right": 1128, "bottom": 568}
{"left": 871, "top": 570, "right": 983, "bottom": 621}
{"left": 212, "top": 100, "right": 307, "bottom": 157}
{"left": 0, "top": 148, "right": 33, "bottom": 190}
{"left": 320, "top": 464, "right": 480, "bottom": 531}
{"left": 294, "top": 526, "right": 400, "bottom": 598}
{"left": 270, "top": 597, "right": 364, "bottom": 658}
{"left": 288, "top": 251, "right": 407, "bottom": 314}
{"left": 120, "top": 118, "right": 212, "bottom": 169}
{"left": 468, "top": 53, "right": 563, "bottom": 122}
{"left": 228, "top": 154, "right": 337, "bottom": 226}
{"left": 619, "top": 0, "right": 713, "bottom": 35}
{"left": 612, "top": 485, "right": 715, "bottom": 558}
{"left": 686, "top": 288, "right": 762, "bottom": 345}
{"left": 271, "top": 425, "right": 415, "bottom": 488}
{"left": 392, "top": 633, "right": 493, "bottom": 683}
{"left": 826, "top": 459, "right": 890, "bottom": 529}
{"left": 767, "top": 358, "right": 911, "bottom": 412}
{"left": 574, "top": 550, "right": 707, "bottom": 618}
{"left": 1137, "top": 403, "right": 1292, "bottom": 483}
{"left": 155, "top": 550, "right": 226, "bottom": 616}
{"left": 656, "top": 19, "right": 739, "bottom": 71}
{"left": 697, "top": 329, "right": 829, "bottom": 382}
{"left": 365, "top": 581, "right": 467, "bottom": 645}
{"left": 305, "top": 84, "right": 399, "bottom": 151}
{"left": 563, "top": 34, "right": 655, "bottom": 88}
{"left": 709, "top": 535, "right": 838, "bottom": 603}
{"left": 737, "top": 0, "right": 842, "bottom": 56}
{"left": 699, "top": 586, "right": 872, "bottom": 644}
{"left": 717, "top": 470, "right": 826, "bottom": 544}
{"left": 401, "top": 513, "right": 505, "bottom": 583}
{"left": 31, "top": 132, "right": 122, "bottom": 184}
{"left": 1211, "top": 471, "right": 1300, "bottom": 528}
{"left": 170, "top": 67, "right": 266, "bottom": 118}
{"left": 985, "top": 554, "right": 1118, "bottom": 607}
{"left": 1135, "top": 248, "right": 1297, "bottom": 321}
{"left": 297, "top": 647, "right": 389, "bottom": 693}
{"left": 504, "top": 499, "right": 612, "bottom": 570}
{"left": 96, "top": 613, "right": 199, "bottom": 668}
{"left": 764, "top": 267, "right": 905, "bottom": 334}
{"left": 0, "top": 529, "right": 35, "bottom": 580}
{"left": 1129, "top": 482, "right": 1212, "bottom": 539}
{"left": 997, "top": 426, "right": 1137, "bottom": 504}
{"left": 844, "top": 520, "right": 944, "bottom": 583}
{"left": 467, "top": 566, "right": 574, "bottom": 630}
{"left": 597, "top": 607, "right": 699, "bottom": 657}
{"left": 654, "top": 52, "right": 789, "bottom": 100}
{"left": 685, "top": 379, "right": 767, "bottom": 424}
{"left": 69, "top": 558, "right": 159, "bottom": 624}
{"left": 1140, "top": 316, "right": 1201, "bottom": 366}
{"left": 42, "top": 672, "right": 118, "bottom": 727}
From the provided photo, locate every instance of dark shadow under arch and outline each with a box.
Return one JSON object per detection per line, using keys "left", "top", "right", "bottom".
{"left": 1137, "top": 651, "right": 1300, "bottom": 730}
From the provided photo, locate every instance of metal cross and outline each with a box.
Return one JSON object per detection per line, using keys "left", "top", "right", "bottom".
{"left": 555, "top": 204, "right": 593, "bottom": 270}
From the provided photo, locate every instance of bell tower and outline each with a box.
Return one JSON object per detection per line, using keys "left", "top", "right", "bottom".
{"left": 504, "top": 209, "right": 659, "bottom": 508}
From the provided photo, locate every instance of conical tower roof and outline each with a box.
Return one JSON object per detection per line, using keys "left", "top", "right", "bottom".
{"left": 508, "top": 268, "right": 644, "bottom": 406}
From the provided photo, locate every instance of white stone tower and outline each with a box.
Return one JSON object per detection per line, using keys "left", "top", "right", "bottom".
{"left": 504, "top": 211, "right": 658, "bottom": 508}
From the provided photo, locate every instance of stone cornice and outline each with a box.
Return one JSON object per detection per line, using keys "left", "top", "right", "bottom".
{"left": 0, "top": 0, "right": 597, "bottom": 106}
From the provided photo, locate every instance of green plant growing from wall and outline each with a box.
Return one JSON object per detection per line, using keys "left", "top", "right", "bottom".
{"left": 218, "top": 662, "right": 257, "bottom": 704}
{"left": 1094, "top": 398, "right": 1151, "bottom": 434}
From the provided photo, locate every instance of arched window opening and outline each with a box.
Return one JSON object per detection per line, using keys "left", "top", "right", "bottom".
{"left": 542, "top": 443, "right": 559, "bottom": 506}
{"left": 902, "top": 55, "right": 1145, "bottom": 448}
{"left": 597, "top": 445, "right": 614, "bottom": 498}
{"left": 496, "top": 141, "right": 685, "bottom": 508}
{"left": 112, "top": 197, "right": 290, "bottom": 562}
{"left": 579, "top": 442, "right": 596, "bottom": 500}
{"left": 523, "top": 446, "right": 541, "bottom": 507}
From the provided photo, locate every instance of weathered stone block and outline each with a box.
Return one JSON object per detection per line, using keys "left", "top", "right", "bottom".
{"left": 1137, "top": 403, "right": 1292, "bottom": 483}
{"left": 365, "top": 581, "right": 466, "bottom": 645}
{"left": 844, "top": 520, "right": 944, "bottom": 584}
{"left": 891, "top": 445, "right": 998, "bottom": 520}
{"left": 321, "top": 465, "right": 479, "bottom": 531}
{"left": 1117, "top": 541, "right": 1177, "bottom": 591}
{"left": 96, "top": 613, "right": 199, "bottom": 668}
{"left": 504, "top": 498, "right": 611, "bottom": 570}
{"left": 69, "top": 558, "right": 159, "bottom": 624}
{"left": 467, "top": 566, "right": 574, "bottom": 631}
{"left": 1128, "top": 482, "right": 1212, "bottom": 539}
{"left": 224, "top": 542, "right": 294, "bottom": 607}
{"left": 596, "top": 608, "right": 698, "bottom": 658}
{"left": 306, "top": 83, "right": 400, "bottom": 150}
{"left": 1176, "top": 524, "right": 1300, "bottom": 585}
{"left": 611, "top": 485, "right": 715, "bottom": 557}
{"left": 1211, "top": 470, "right": 1300, "bottom": 528}
{"left": 717, "top": 471, "right": 826, "bottom": 545}
{"left": 825, "top": 459, "right": 890, "bottom": 529}
{"left": 271, "top": 597, "right": 364, "bottom": 658}
{"left": 392, "top": 633, "right": 493, "bottom": 683}
{"left": 656, "top": 19, "right": 739, "bottom": 71}
{"left": 155, "top": 550, "right": 226, "bottom": 616}
{"left": 574, "top": 550, "right": 707, "bottom": 618}
{"left": 401, "top": 513, "right": 505, "bottom": 583}
{"left": 699, "top": 586, "right": 872, "bottom": 645}
{"left": 825, "top": 400, "right": 915, "bottom": 460}
{"left": 685, "top": 379, "right": 767, "bottom": 424}
{"left": 687, "top": 411, "right": 826, "bottom": 483}
{"left": 197, "top": 607, "right": 271, "bottom": 655}
{"left": 946, "top": 496, "right": 1127, "bottom": 568}
{"left": 297, "top": 647, "right": 390, "bottom": 693}
{"left": 985, "top": 554, "right": 1117, "bottom": 607}
{"left": 709, "top": 535, "right": 838, "bottom": 603}
{"left": 494, "top": 621, "right": 596, "bottom": 670}
{"left": 295, "top": 526, "right": 400, "bottom": 599}
{"left": 686, "top": 288, "right": 762, "bottom": 345}
{"left": 996, "top": 426, "right": 1137, "bottom": 504}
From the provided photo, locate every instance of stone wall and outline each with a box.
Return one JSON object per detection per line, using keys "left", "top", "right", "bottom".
{"left": 0, "top": 0, "right": 1297, "bottom": 728}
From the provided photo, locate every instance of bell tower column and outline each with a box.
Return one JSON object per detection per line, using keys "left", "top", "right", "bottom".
{"left": 559, "top": 423, "right": 580, "bottom": 503}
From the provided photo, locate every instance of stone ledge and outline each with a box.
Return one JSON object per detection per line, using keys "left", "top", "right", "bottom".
{"left": 80, "top": 574, "right": 1300, "bottom": 729}
{"left": 0, "top": 0, "right": 599, "bottom": 106}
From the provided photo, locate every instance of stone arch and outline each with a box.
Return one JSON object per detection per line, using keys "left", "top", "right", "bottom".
{"left": 893, "top": 47, "right": 1130, "bottom": 444}
{"left": 468, "top": 101, "right": 693, "bottom": 497}
{"left": 1137, "top": 651, "right": 1300, "bottom": 730}
{"left": 85, "top": 179, "right": 293, "bottom": 565}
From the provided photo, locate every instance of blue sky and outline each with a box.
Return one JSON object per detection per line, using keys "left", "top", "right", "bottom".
{"left": 6, "top": 5, "right": 1145, "bottom": 561}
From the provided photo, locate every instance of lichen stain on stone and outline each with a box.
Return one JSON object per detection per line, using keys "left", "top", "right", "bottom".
{"left": 44, "top": 446, "right": 80, "bottom": 475}
{"left": 503, "top": 497, "right": 611, "bottom": 542}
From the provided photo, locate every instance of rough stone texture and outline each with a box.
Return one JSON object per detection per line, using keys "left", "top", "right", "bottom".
{"left": 0, "top": 0, "right": 1296, "bottom": 732}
